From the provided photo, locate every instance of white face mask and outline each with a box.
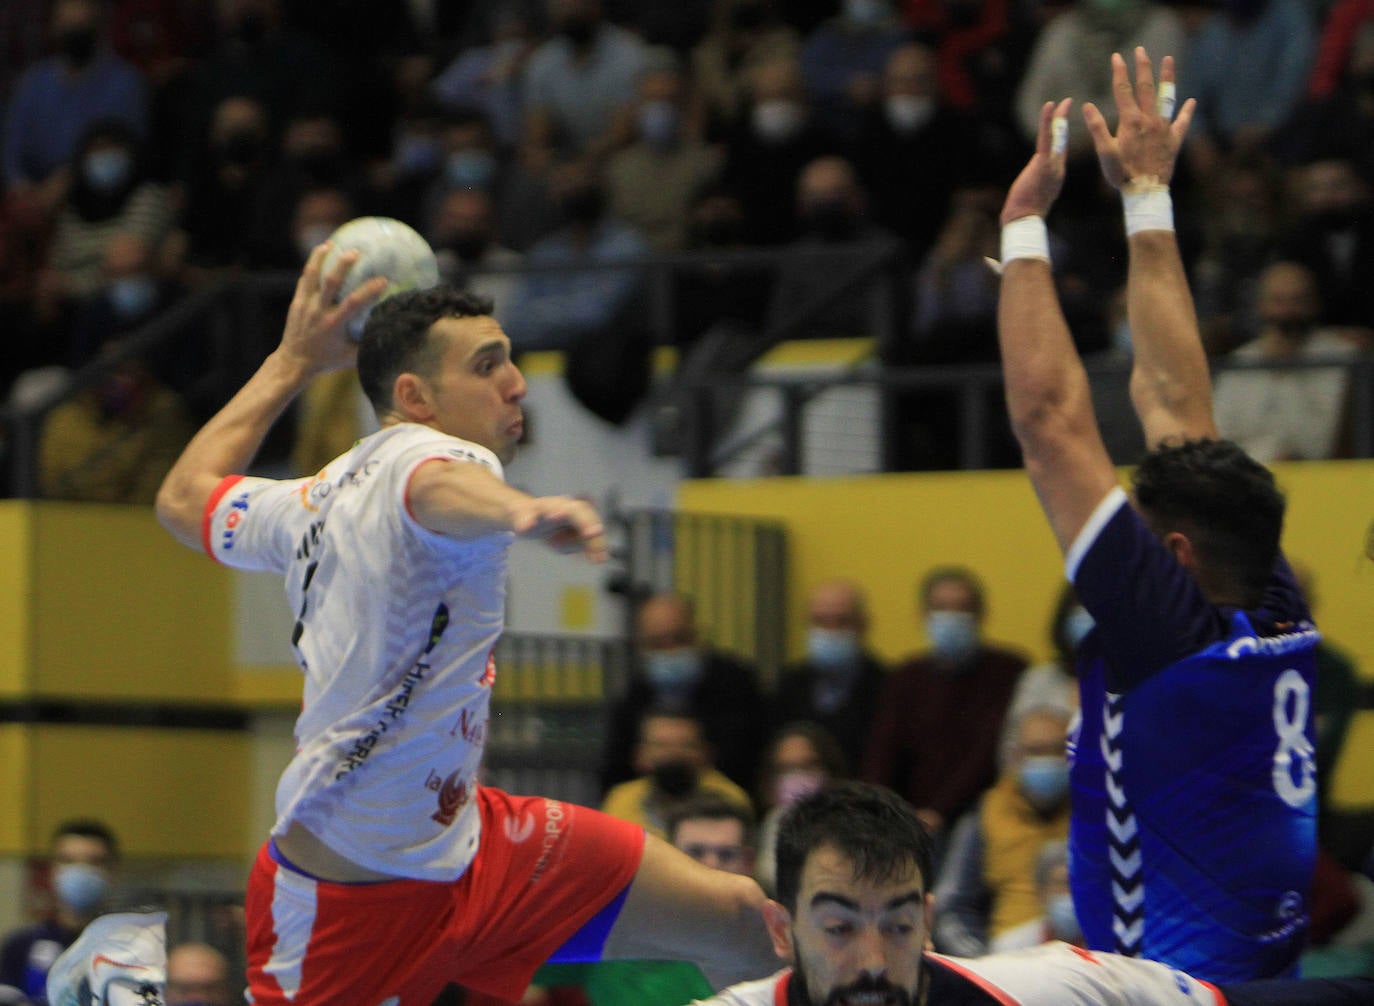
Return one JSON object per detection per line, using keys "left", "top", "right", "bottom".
{"left": 752, "top": 100, "right": 804, "bottom": 143}
{"left": 885, "top": 94, "right": 934, "bottom": 134}
{"left": 925, "top": 610, "right": 979, "bottom": 664}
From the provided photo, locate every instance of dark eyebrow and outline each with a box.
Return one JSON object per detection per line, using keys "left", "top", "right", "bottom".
{"left": 809, "top": 891, "right": 924, "bottom": 913}
{"left": 468, "top": 339, "right": 509, "bottom": 363}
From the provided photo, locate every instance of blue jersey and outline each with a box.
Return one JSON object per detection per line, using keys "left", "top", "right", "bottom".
{"left": 1066, "top": 489, "right": 1317, "bottom": 983}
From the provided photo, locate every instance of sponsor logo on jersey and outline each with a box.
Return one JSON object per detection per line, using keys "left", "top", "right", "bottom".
{"left": 295, "top": 471, "right": 332, "bottom": 512}
{"left": 530, "top": 799, "right": 569, "bottom": 883}
{"left": 431, "top": 771, "right": 470, "bottom": 826}
{"left": 504, "top": 812, "right": 536, "bottom": 843}
{"left": 221, "top": 491, "right": 251, "bottom": 551}
{"left": 480, "top": 648, "right": 497, "bottom": 688}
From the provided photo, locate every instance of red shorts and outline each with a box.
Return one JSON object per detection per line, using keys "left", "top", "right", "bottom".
{"left": 245, "top": 787, "right": 645, "bottom": 1004}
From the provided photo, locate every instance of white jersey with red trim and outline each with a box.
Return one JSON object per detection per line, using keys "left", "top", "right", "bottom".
{"left": 693, "top": 945, "right": 1225, "bottom": 1005}
{"left": 203, "top": 423, "right": 511, "bottom": 880}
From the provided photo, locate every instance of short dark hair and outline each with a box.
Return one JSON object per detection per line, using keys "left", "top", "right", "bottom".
{"left": 665, "top": 793, "right": 757, "bottom": 846}
{"left": 774, "top": 782, "right": 932, "bottom": 913}
{"left": 356, "top": 286, "right": 493, "bottom": 413}
{"left": 1131, "top": 438, "right": 1284, "bottom": 607}
{"left": 918, "top": 565, "right": 985, "bottom": 616}
{"left": 52, "top": 819, "right": 119, "bottom": 861}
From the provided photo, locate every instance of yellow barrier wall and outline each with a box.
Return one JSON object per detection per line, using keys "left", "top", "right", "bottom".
{"left": 680, "top": 460, "right": 1374, "bottom": 808}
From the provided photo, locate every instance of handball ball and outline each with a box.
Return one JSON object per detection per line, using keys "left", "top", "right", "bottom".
{"left": 319, "top": 217, "right": 440, "bottom": 340}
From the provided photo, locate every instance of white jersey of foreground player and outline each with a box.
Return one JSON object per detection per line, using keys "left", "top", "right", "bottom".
{"left": 695, "top": 942, "right": 1223, "bottom": 1005}
{"left": 204, "top": 423, "right": 509, "bottom": 880}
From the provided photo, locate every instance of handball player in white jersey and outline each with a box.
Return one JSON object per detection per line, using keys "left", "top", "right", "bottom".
{"left": 156, "top": 246, "right": 776, "bottom": 1005}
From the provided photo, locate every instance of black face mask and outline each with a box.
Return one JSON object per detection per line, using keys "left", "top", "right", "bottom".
{"left": 690, "top": 215, "right": 745, "bottom": 248}
{"left": 58, "top": 26, "right": 98, "bottom": 68}
{"left": 558, "top": 16, "right": 597, "bottom": 47}
{"left": 1307, "top": 207, "right": 1358, "bottom": 233}
{"left": 447, "top": 234, "right": 490, "bottom": 263}
{"left": 650, "top": 760, "right": 698, "bottom": 798}
{"left": 236, "top": 12, "right": 269, "bottom": 44}
{"left": 731, "top": 2, "right": 768, "bottom": 30}
{"left": 219, "top": 130, "right": 265, "bottom": 167}
{"left": 802, "top": 200, "right": 860, "bottom": 242}
{"left": 560, "top": 185, "right": 605, "bottom": 226}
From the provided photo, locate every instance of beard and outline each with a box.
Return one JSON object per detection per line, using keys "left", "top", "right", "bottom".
{"left": 791, "top": 954, "right": 927, "bottom": 1006}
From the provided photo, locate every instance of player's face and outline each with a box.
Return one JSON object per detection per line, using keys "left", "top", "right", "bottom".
{"left": 782, "top": 844, "right": 930, "bottom": 1006}
{"left": 425, "top": 316, "right": 527, "bottom": 462}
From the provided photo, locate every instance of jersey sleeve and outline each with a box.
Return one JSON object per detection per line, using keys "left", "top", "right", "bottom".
{"left": 392, "top": 435, "right": 505, "bottom": 538}
{"left": 1066, "top": 489, "right": 1227, "bottom": 693}
{"left": 202, "top": 474, "right": 310, "bottom": 573}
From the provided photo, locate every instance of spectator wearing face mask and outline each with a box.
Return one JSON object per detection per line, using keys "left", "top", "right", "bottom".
{"left": 1001, "top": 581, "right": 1087, "bottom": 759}
{"left": 430, "top": 187, "right": 524, "bottom": 329}
{"left": 861, "top": 565, "right": 1028, "bottom": 861}
{"left": 719, "top": 55, "right": 842, "bottom": 244}
{"left": 933, "top": 705, "right": 1075, "bottom": 957}
{"left": 35, "top": 120, "right": 173, "bottom": 337}
{"left": 601, "top": 711, "right": 754, "bottom": 839}
{"left": 692, "top": 0, "right": 801, "bottom": 139}
{"left": 798, "top": 0, "right": 911, "bottom": 142}
{"left": 2, "top": 0, "right": 148, "bottom": 212}
{"left": 752, "top": 722, "right": 848, "bottom": 897}
{"left": 606, "top": 54, "right": 723, "bottom": 252}
{"left": 772, "top": 580, "right": 886, "bottom": 771}
{"left": 0, "top": 820, "right": 121, "bottom": 1003}
{"left": 601, "top": 592, "right": 767, "bottom": 794}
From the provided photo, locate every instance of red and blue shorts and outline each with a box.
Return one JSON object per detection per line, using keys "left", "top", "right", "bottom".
{"left": 245, "top": 787, "right": 645, "bottom": 1004}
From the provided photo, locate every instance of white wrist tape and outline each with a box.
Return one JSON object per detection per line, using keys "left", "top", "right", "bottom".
{"left": 999, "top": 216, "right": 1051, "bottom": 267}
{"left": 1123, "top": 187, "right": 1173, "bottom": 235}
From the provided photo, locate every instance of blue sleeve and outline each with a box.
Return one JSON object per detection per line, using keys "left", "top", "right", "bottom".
{"left": 1072, "top": 499, "right": 1227, "bottom": 693}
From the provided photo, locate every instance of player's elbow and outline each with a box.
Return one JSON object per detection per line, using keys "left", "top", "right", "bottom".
{"left": 154, "top": 475, "right": 203, "bottom": 550}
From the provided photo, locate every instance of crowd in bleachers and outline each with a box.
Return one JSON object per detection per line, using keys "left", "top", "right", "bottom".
{"left": 2, "top": 0, "right": 1373, "bottom": 499}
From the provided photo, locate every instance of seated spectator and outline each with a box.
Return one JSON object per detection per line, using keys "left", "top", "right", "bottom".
{"left": 901, "top": 0, "right": 1032, "bottom": 125}
{"left": 501, "top": 165, "right": 650, "bottom": 353}
{"left": 798, "top": 0, "right": 910, "bottom": 142}
{"left": 1275, "top": 152, "right": 1374, "bottom": 334}
{"left": 766, "top": 155, "right": 898, "bottom": 340}
{"left": 668, "top": 794, "right": 759, "bottom": 877}
{"left": 1003, "top": 581, "right": 1086, "bottom": 751}
{"left": 1181, "top": 0, "right": 1317, "bottom": 181}
{"left": 932, "top": 704, "right": 1075, "bottom": 957}
{"left": 719, "top": 55, "right": 840, "bottom": 244}
{"left": 1212, "top": 260, "right": 1365, "bottom": 462}
{"left": 431, "top": 4, "right": 538, "bottom": 150}
{"left": 430, "top": 187, "right": 524, "bottom": 329}
{"left": 2, "top": 0, "right": 148, "bottom": 214}
{"left": 0, "top": 820, "right": 121, "bottom": 1002}
{"left": 38, "top": 330, "right": 195, "bottom": 503}
{"left": 606, "top": 53, "right": 723, "bottom": 251}
{"left": 862, "top": 565, "right": 1028, "bottom": 852}
{"left": 986, "top": 838, "right": 1084, "bottom": 953}
{"left": 601, "top": 591, "right": 767, "bottom": 792}
{"left": 852, "top": 42, "right": 988, "bottom": 259}
{"left": 38, "top": 120, "right": 174, "bottom": 328}
{"left": 520, "top": 0, "right": 648, "bottom": 173}
{"left": 600, "top": 710, "right": 754, "bottom": 839}
{"left": 753, "top": 721, "right": 849, "bottom": 897}
{"left": 165, "top": 942, "right": 235, "bottom": 1006}
{"left": 692, "top": 0, "right": 801, "bottom": 139}
{"left": 772, "top": 579, "right": 886, "bottom": 770}
{"left": 172, "top": 95, "right": 275, "bottom": 281}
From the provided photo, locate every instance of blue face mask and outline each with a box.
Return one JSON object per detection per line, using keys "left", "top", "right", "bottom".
{"left": 1063, "top": 606, "right": 1096, "bottom": 652}
{"left": 393, "top": 133, "right": 443, "bottom": 177}
{"left": 645, "top": 648, "right": 704, "bottom": 691}
{"left": 638, "top": 100, "right": 680, "bottom": 147}
{"left": 807, "top": 627, "right": 860, "bottom": 671}
{"left": 52, "top": 863, "right": 110, "bottom": 913}
{"left": 84, "top": 149, "right": 132, "bottom": 193}
{"left": 445, "top": 149, "right": 497, "bottom": 190}
{"left": 1019, "top": 755, "right": 1071, "bottom": 808}
{"left": 108, "top": 275, "right": 158, "bottom": 320}
{"left": 926, "top": 610, "right": 979, "bottom": 664}
{"left": 1047, "top": 892, "right": 1081, "bottom": 941}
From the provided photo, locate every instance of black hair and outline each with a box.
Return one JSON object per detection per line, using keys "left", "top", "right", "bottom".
{"left": 665, "top": 793, "right": 757, "bottom": 846}
{"left": 356, "top": 285, "right": 493, "bottom": 414}
{"left": 918, "top": 564, "right": 985, "bottom": 616}
{"left": 1131, "top": 438, "right": 1285, "bottom": 607}
{"left": 774, "top": 781, "right": 932, "bottom": 914}
{"left": 52, "top": 818, "right": 119, "bottom": 861}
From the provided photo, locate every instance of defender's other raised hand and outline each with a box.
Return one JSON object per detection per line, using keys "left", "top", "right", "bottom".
{"left": 1082, "top": 48, "right": 1195, "bottom": 191}
{"left": 1000, "top": 98, "right": 1073, "bottom": 226}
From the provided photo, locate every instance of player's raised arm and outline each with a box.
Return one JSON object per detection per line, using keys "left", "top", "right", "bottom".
{"left": 1081, "top": 48, "right": 1215, "bottom": 447}
{"left": 996, "top": 100, "right": 1120, "bottom": 554}
{"left": 155, "top": 245, "right": 385, "bottom": 550}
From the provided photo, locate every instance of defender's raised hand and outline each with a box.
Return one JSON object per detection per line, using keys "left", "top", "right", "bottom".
{"left": 999, "top": 98, "right": 1073, "bottom": 226}
{"left": 1082, "top": 47, "right": 1195, "bottom": 190}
